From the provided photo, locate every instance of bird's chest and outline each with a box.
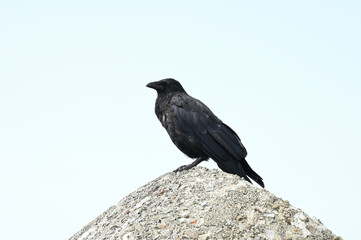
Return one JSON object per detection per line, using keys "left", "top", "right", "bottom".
{"left": 155, "top": 104, "right": 182, "bottom": 137}
{"left": 155, "top": 105, "right": 201, "bottom": 158}
{"left": 156, "top": 106, "right": 175, "bottom": 133}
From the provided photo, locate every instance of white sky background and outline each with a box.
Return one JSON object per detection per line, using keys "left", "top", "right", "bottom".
{"left": 1, "top": 1, "right": 360, "bottom": 239}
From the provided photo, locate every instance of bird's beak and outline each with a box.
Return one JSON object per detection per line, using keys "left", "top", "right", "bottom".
{"left": 146, "top": 81, "right": 164, "bottom": 91}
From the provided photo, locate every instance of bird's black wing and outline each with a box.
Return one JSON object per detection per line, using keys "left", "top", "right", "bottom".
{"left": 170, "top": 94, "right": 253, "bottom": 183}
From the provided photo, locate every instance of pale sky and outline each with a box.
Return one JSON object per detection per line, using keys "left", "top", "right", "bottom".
{"left": 1, "top": 1, "right": 360, "bottom": 239}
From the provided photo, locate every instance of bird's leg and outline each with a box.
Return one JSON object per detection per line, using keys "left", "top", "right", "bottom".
{"left": 173, "top": 157, "right": 207, "bottom": 172}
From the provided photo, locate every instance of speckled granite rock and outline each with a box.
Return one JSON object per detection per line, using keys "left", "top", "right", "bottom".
{"left": 69, "top": 167, "right": 342, "bottom": 240}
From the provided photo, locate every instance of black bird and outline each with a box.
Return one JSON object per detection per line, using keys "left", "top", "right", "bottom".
{"left": 146, "top": 78, "right": 264, "bottom": 188}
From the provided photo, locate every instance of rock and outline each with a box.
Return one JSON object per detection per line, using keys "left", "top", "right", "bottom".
{"left": 185, "top": 228, "right": 198, "bottom": 239}
{"left": 69, "top": 166, "right": 342, "bottom": 240}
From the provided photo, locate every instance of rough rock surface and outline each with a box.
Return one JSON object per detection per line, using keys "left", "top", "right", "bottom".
{"left": 70, "top": 167, "right": 342, "bottom": 240}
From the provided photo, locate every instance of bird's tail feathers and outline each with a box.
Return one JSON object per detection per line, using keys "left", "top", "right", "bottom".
{"left": 216, "top": 162, "right": 252, "bottom": 184}
{"left": 241, "top": 159, "right": 265, "bottom": 188}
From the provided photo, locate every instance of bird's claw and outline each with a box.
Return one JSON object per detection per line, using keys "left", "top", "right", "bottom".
{"left": 173, "top": 165, "right": 191, "bottom": 172}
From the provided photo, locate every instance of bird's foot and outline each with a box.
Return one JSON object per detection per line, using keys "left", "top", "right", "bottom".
{"left": 173, "top": 164, "right": 194, "bottom": 172}
{"left": 173, "top": 157, "right": 206, "bottom": 173}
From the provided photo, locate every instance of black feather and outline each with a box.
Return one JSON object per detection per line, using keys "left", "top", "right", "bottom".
{"left": 147, "top": 78, "right": 264, "bottom": 188}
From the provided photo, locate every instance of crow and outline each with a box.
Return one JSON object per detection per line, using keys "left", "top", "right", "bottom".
{"left": 146, "top": 78, "right": 264, "bottom": 188}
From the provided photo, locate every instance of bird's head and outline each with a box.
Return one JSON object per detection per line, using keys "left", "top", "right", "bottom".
{"left": 146, "top": 78, "right": 185, "bottom": 94}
